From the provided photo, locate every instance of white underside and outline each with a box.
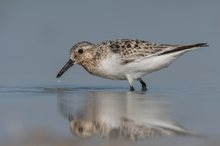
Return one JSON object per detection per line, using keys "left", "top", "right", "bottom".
{"left": 97, "top": 49, "right": 195, "bottom": 85}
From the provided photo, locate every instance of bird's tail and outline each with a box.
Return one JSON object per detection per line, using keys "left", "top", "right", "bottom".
{"left": 160, "top": 43, "right": 208, "bottom": 55}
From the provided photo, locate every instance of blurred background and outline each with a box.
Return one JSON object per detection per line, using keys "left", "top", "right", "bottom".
{"left": 0, "top": 0, "right": 219, "bottom": 88}
{"left": 0, "top": 0, "right": 220, "bottom": 146}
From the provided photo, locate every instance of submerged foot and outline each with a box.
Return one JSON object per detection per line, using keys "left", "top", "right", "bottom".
{"left": 141, "top": 86, "right": 147, "bottom": 92}
{"left": 130, "top": 86, "right": 135, "bottom": 91}
{"left": 138, "top": 78, "right": 147, "bottom": 92}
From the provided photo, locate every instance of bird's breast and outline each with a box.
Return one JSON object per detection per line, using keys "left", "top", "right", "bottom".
{"left": 96, "top": 55, "right": 127, "bottom": 80}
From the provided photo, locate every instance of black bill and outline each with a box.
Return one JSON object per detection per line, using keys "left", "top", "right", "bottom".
{"left": 56, "top": 59, "right": 74, "bottom": 78}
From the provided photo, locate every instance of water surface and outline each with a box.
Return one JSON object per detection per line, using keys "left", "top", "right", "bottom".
{"left": 0, "top": 86, "right": 219, "bottom": 146}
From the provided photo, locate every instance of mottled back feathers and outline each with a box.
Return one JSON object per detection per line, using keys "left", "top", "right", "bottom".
{"left": 97, "top": 39, "right": 179, "bottom": 64}
{"left": 96, "top": 39, "right": 207, "bottom": 64}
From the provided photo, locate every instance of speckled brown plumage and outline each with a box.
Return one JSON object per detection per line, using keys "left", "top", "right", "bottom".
{"left": 96, "top": 39, "right": 181, "bottom": 64}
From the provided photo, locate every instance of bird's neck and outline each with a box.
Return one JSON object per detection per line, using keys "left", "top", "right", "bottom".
{"left": 80, "top": 58, "right": 98, "bottom": 75}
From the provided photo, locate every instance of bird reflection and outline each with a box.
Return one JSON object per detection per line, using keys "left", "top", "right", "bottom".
{"left": 57, "top": 91, "right": 194, "bottom": 141}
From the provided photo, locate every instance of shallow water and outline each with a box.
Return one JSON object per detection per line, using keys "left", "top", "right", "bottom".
{"left": 0, "top": 86, "right": 219, "bottom": 146}
{"left": 1, "top": 0, "right": 220, "bottom": 145}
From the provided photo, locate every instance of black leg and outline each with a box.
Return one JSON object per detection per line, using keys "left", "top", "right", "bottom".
{"left": 138, "top": 78, "right": 147, "bottom": 91}
{"left": 130, "top": 86, "right": 135, "bottom": 91}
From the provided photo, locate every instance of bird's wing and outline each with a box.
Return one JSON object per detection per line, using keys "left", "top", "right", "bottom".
{"left": 97, "top": 39, "right": 207, "bottom": 64}
{"left": 97, "top": 39, "right": 178, "bottom": 64}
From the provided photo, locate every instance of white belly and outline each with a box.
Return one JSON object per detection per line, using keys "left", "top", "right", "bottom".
{"left": 97, "top": 55, "right": 127, "bottom": 80}
{"left": 97, "top": 51, "right": 187, "bottom": 80}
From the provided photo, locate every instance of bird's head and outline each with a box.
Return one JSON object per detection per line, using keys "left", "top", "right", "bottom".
{"left": 70, "top": 118, "right": 96, "bottom": 138}
{"left": 56, "top": 41, "right": 95, "bottom": 78}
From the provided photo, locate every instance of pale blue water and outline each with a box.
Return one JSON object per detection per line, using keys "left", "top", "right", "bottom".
{"left": 0, "top": 85, "right": 219, "bottom": 146}
{"left": 1, "top": 0, "right": 220, "bottom": 145}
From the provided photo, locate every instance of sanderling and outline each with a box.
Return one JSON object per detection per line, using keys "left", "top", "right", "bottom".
{"left": 56, "top": 39, "right": 208, "bottom": 91}
{"left": 69, "top": 117, "right": 193, "bottom": 140}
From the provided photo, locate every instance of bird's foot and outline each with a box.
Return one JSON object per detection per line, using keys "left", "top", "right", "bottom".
{"left": 130, "top": 86, "right": 135, "bottom": 91}
{"left": 141, "top": 86, "right": 147, "bottom": 92}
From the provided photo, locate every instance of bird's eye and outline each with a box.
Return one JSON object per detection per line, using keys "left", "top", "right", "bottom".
{"left": 78, "top": 49, "right": 83, "bottom": 54}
